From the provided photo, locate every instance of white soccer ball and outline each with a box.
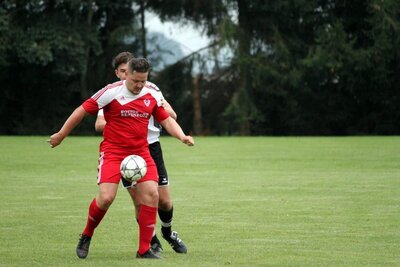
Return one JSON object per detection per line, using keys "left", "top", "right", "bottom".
{"left": 120, "top": 155, "right": 147, "bottom": 182}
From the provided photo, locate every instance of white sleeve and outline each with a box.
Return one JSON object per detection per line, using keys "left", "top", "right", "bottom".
{"left": 96, "top": 89, "right": 117, "bottom": 109}
{"left": 154, "top": 90, "right": 164, "bottom": 107}
{"left": 145, "top": 81, "right": 165, "bottom": 105}
{"left": 97, "top": 109, "right": 104, "bottom": 116}
{"left": 91, "top": 82, "right": 122, "bottom": 110}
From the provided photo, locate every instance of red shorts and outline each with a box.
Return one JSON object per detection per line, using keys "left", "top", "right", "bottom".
{"left": 97, "top": 149, "right": 158, "bottom": 184}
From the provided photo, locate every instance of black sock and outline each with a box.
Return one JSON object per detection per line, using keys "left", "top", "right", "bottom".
{"left": 159, "top": 206, "right": 173, "bottom": 237}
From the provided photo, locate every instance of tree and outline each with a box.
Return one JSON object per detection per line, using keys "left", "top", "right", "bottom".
{"left": 1, "top": 0, "right": 399, "bottom": 135}
{"left": 146, "top": 0, "right": 229, "bottom": 135}
{"left": 0, "top": 0, "right": 142, "bottom": 134}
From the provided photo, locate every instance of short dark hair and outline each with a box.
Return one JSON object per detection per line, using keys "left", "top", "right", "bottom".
{"left": 112, "top": 52, "right": 134, "bottom": 69}
{"left": 128, "top": 58, "right": 150, "bottom": 73}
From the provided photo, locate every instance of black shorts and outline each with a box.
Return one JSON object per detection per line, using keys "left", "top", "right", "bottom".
{"left": 121, "top": 141, "right": 169, "bottom": 188}
{"left": 149, "top": 141, "right": 169, "bottom": 186}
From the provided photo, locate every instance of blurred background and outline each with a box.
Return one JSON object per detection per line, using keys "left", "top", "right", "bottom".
{"left": 0, "top": 0, "right": 399, "bottom": 136}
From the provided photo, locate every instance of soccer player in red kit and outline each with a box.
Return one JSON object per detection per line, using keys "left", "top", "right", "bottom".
{"left": 48, "top": 58, "right": 194, "bottom": 259}
{"left": 97, "top": 52, "right": 187, "bottom": 255}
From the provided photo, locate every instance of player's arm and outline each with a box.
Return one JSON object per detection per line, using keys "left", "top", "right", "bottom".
{"left": 95, "top": 114, "right": 106, "bottom": 132}
{"left": 159, "top": 116, "right": 194, "bottom": 146}
{"left": 162, "top": 100, "right": 177, "bottom": 120}
{"left": 48, "top": 105, "right": 89, "bottom": 148}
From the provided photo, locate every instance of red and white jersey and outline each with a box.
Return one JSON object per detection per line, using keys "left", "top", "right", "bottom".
{"left": 83, "top": 80, "right": 169, "bottom": 152}
{"left": 146, "top": 82, "right": 164, "bottom": 144}
{"left": 97, "top": 81, "right": 164, "bottom": 144}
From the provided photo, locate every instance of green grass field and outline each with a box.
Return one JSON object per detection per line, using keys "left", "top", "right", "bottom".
{"left": 0, "top": 136, "right": 399, "bottom": 266}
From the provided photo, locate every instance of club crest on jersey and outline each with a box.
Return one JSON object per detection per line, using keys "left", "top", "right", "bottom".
{"left": 144, "top": 99, "right": 151, "bottom": 107}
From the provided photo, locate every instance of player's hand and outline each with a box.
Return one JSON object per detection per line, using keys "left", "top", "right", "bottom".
{"left": 181, "top": 135, "right": 194, "bottom": 146}
{"left": 47, "top": 132, "right": 64, "bottom": 148}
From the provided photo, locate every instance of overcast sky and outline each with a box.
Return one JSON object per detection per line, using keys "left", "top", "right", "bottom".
{"left": 145, "top": 11, "right": 210, "bottom": 55}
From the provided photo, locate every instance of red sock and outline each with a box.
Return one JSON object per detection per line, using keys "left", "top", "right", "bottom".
{"left": 82, "top": 198, "right": 107, "bottom": 237}
{"left": 137, "top": 205, "right": 157, "bottom": 255}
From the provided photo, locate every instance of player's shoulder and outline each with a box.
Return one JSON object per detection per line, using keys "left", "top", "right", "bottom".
{"left": 145, "top": 81, "right": 161, "bottom": 92}
{"left": 105, "top": 80, "right": 124, "bottom": 90}
{"left": 92, "top": 80, "right": 124, "bottom": 100}
{"left": 100, "top": 80, "right": 124, "bottom": 94}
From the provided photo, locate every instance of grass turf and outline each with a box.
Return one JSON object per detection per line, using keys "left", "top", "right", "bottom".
{"left": 0, "top": 136, "right": 399, "bottom": 266}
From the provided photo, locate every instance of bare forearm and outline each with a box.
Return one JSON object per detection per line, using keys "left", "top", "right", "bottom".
{"left": 163, "top": 101, "right": 177, "bottom": 120}
{"left": 160, "top": 117, "right": 194, "bottom": 146}
{"left": 48, "top": 106, "right": 87, "bottom": 147}
{"left": 60, "top": 106, "right": 86, "bottom": 135}
{"left": 161, "top": 117, "right": 185, "bottom": 139}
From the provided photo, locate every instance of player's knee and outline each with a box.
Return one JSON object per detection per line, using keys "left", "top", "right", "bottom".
{"left": 99, "top": 193, "right": 116, "bottom": 208}
{"left": 148, "top": 187, "right": 159, "bottom": 200}
{"left": 139, "top": 188, "right": 158, "bottom": 206}
{"left": 158, "top": 198, "right": 172, "bottom": 210}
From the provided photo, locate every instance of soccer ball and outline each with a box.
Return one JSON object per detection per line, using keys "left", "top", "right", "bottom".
{"left": 120, "top": 155, "right": 147, "bottom": 182}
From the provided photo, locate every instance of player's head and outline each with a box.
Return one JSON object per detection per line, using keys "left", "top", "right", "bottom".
{"left": 112, "top": 52, "right": 134, "bottom": 81}
{"left": 125, "top": 58, "right": 150, "bottom": 95}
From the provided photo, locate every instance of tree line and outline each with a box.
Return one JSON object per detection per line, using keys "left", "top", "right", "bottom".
{"left": 0, "top": 0, "right": 399, "bottom": 136}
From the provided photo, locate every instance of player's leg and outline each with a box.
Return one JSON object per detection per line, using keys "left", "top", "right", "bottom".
{"left": 144, "top": 142, "right": 162, "bottom": 253}
{"left": 158, "top": 185, "right": 172, "bottom": 234}
{"left": 135, "top": 178, "right": 160, "bottom": 258}
{"left": 158, "top": 185, "right": 187, "bottom": 253}
{"left": 126, "top": 179, "right": 161, "bottom": 248}
{"left": 127, "top": 184, "right": 163, "bottom": 254}
{"left": 121, "top": 165, "right": 160, "bottom": 258}
{"left": 77, "top": 182, "right": 119, "bottom": 259}
{"left": 77, "top": 152, "right": 120, "bottom": 259}
{"left": 127, "top": 186, "right": 140, "bottom": 219}
{"left": 150, "top": 141, "right": 187, "bottom": 253}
